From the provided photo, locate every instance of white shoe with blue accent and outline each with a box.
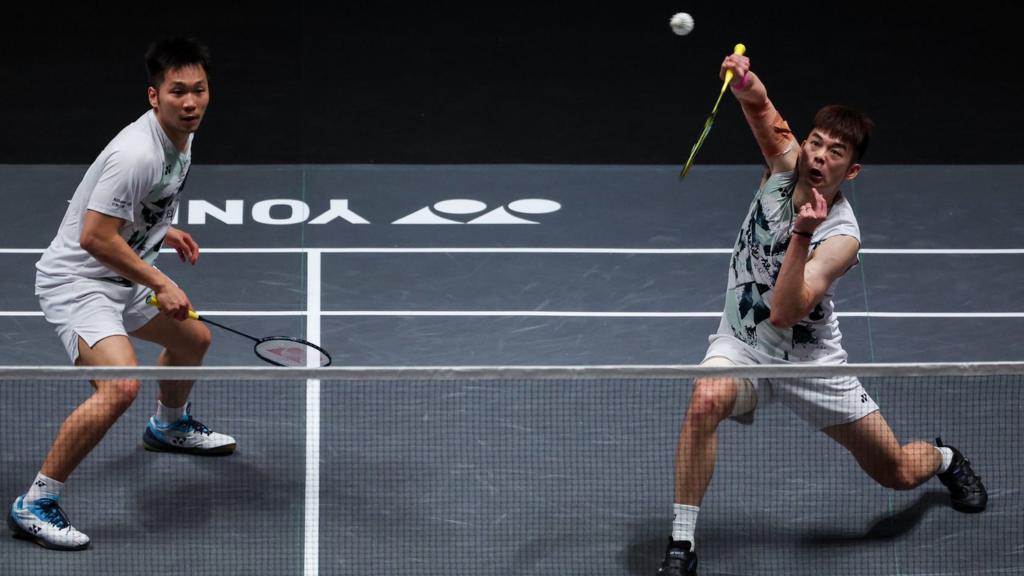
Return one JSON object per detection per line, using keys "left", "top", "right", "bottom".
{"left": 142, "top": 403, "right": 236, "bottom": 455}
{"left": 8, "top": 495, "right": 90, "bottom": 550}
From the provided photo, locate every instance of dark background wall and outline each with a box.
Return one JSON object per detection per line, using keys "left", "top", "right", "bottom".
{"left": 2, "top": 1, "right": 1019, "bottom": 165}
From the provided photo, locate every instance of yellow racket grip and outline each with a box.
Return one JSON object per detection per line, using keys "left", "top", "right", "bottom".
{"left": 722, "top": 43, "right": 747, "bottom": 86}
{"left": 145, "top": 294, "right": 200, "bottom": 320}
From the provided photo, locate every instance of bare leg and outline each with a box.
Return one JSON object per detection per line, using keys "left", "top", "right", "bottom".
{"left": 674, "top": 376, "right": 740, "bottom": 505}
{"left": 824, "top": 411, "right": 941, "bottom": 490}
{"left": 39, "top": 336, "right": 140, "bottom": 482}
{"left": 130, "top": 313, "right": 212, "bottom": 409}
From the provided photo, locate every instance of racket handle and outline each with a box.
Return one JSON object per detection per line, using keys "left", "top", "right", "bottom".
{"left": 145, "top": 294, "right": 200, "bottom": 320}
{"left": 722, "top": 43, "right": 747, "bottom": 86}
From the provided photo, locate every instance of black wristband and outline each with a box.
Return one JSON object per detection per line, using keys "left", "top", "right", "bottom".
{"left": 792, "top": 230, "right": 813, "bottom": 238}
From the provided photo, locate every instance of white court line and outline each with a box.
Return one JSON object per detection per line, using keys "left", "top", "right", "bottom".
{"left": 861, "top": 249, "right": 1024, "bottom": 254}
{"left": 4, "top": 311, "right": 1024, "bottom": 318}
{"left": 839, "top": 312, "right": 1024, "bottom": 318}
{"left": 4, "top": 248, "right": 1024, "bottom": 255}
{"left": 317, "top": 248, "right": 1024, "bottom": 255}
{"left": 320, "top": 311, "right": 723, "bottom": 317}
{"left": 0, "top": 311, "right": 301, "bottom": 317}
{"left": 305, "top": 250, "right": 322, "bottom": 576}
{"left": 319, "top": 311, "right": 1024, "bottom": 318}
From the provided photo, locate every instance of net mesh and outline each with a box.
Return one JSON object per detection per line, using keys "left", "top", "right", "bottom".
{"left": 0, "top": 364, "right": 1020, "bottom": 575}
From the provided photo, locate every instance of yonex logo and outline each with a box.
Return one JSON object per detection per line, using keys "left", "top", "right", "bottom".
{"left": 175, "top": 198, "right": 562, "bottom": 226}
{"left": 393, "top": 199, "right": 561, "bottom": 225}
{"left": 861, "top": 393, "right": 868, "bottom": 403}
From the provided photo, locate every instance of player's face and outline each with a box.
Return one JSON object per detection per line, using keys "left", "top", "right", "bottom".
{"left": 799, "top": 130, "right": 860, "bottom": 190}
{"left": 148, "top": 65, "right": 210, "bottom": 145}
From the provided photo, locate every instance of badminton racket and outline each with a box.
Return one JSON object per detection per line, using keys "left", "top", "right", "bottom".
{"left": 146, "top": 295, "right": 332, "bottom": 367}
{"left": 680, "top": 43, "right": 747, "bottom": 179}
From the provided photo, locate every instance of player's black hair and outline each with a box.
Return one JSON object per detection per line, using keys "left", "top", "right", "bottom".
{"left": 145, "top": 37, "right": 211, "bottom": 89}
{"left": 813, "top": 105, "right": 874, "bottom": 163}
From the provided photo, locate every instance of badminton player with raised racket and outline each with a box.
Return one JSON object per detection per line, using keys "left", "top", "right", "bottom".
{"left": 657, "top": 50, "right": 987, "bottom": 576}
{"left": 9, "top": 37, "right": 236, "bottom": 552}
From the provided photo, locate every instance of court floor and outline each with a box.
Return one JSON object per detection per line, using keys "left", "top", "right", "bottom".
{"left": 0, "top": 164, "right": 1021, "bottom": 575}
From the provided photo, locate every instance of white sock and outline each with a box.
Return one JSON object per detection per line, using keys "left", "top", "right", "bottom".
{"left": 672, "top": 503, "right": 699, "bottom": 545}
{"left": 25, "top": 472, "right": 63, "bottom": 503}
{"left": 936, "top": 447, "right": 954, "bottom": 474}
{"left": 156, "top": 400, "right": 186, "bottom": 425}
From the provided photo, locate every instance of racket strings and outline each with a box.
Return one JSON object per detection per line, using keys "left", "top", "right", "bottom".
{"left": 254, "top": 338, "right": 331, "bottom": 367}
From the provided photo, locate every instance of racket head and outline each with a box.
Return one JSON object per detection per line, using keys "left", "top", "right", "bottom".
{"left": 253, "top": 337, "right": 333, "bottom": 367}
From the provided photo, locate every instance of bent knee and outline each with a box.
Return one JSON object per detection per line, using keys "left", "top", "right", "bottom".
{"left": 170, "top": 325, "right": 213, "bottom": 361}
{"left": 686, "top": 378, "right": 738, "bottom": 424}
{"left": 192, "top": 325, "right": 213, "bottom": 354}
{"left": 97, "top": 379, "right": 141, "bottom": 412}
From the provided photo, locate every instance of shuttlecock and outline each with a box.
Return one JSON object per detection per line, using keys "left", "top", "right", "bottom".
{"left": 669, "top": 12, "right": 694, "bottom": 36}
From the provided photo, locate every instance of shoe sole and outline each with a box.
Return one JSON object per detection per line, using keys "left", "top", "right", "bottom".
{"left": 142, "top": 427, "right": 236, "bottom": 456}
{"left": 142, "top": 440, "right": 236, "bottom": 456}
{"left": 8, "top": 513, "right": 89, "bottom": 551}
{"left": 951, "top": 501, "right": 986, "bottom": 514}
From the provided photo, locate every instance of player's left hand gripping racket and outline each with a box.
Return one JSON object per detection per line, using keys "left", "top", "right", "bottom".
{"left": 146, "top": 295, "right": 332, "bottom": 367}
{"left": 680, "top": 43, "right": 747, "bottom": 179}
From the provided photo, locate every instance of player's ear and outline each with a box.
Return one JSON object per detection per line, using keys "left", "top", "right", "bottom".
{"left": 844, "top": 162, "right": 861, "bottom": 181}
{"left": 147, "top": 86, "right": 159, "bottom": 109}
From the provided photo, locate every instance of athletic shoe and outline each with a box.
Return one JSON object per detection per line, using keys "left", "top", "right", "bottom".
{"left": 143, "top": 403, "right": 236, "bottom": 455}
{"left": 936, "top": 437, "right": 987, "bottom": 513}
{"left": 657, "top": 539, "right": 698, "bottom": 576}
{"left": 8, "top": 495, "right": 89, "bottom": 550}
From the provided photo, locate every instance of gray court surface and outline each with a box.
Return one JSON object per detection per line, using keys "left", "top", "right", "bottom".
{"left": 1, "top": 164, "right": 1021, "bottom": 575}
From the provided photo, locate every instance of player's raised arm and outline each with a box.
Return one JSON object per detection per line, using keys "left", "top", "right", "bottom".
{"left": 721, "top": 53, "right": 797, "bottom": 173}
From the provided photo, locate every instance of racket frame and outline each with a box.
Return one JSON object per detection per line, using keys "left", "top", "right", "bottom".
{"left": 253, "top": 336, "right": 333, "bottom": 367}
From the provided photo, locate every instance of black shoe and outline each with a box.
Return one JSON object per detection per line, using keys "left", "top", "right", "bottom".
{"left": 936, "top": 437, "right": 987, "bottom": 513}
{"left": 657, "top": 539, "right": 697, "bottom": 576}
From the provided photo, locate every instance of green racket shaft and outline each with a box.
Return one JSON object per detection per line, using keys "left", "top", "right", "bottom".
{"left": 680, "top": 43, "right": 747, "bottom": 179}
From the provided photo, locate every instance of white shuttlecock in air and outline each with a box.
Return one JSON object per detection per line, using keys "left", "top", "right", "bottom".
{"left": 669, "top": 12, "right": 694, "bottom": 36}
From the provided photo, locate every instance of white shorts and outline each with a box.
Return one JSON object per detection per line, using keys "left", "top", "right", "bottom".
{"left": 35, "top": 271, "right": 160, "bottom": 363}
{"left": 703, "top": 332, "right": 879, "bottom": 430}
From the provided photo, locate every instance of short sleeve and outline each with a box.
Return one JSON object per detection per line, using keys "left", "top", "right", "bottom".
{"left": 85, "top": 148, "right": 157, "bottom": 223}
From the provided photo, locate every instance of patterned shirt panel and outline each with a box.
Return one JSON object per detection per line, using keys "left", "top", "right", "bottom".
{"left": 720, "top": 171, "right": 860, "bottom": 362}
